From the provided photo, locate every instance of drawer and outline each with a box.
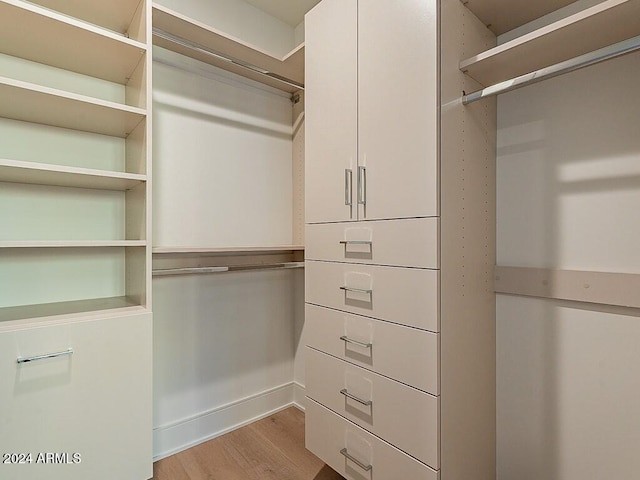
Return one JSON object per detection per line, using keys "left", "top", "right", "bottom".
{"left": 306, "top": 347, "right": 439, "bottom": 468}
{"left": 306, "top": 304, "right": 439, "bottom": 394}
{"left": 306, "top": 218, "right": 438, "bottom": 268}
{"left": 306, "top": 398, "right": 439, "bottom": 480}
{"left": 0, "top": 312, "right": 152, "bottom": 480}
{"left": 305, "top": 260, "right": 439, "bottom": 331}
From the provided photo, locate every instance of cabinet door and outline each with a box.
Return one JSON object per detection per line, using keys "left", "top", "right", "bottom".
{"left": 305, "top": 0, "right": 358, "bottom": 224}
{"left": 0, "top": 312, "right": 152, "bottom": 480}
{"left": 357, "top": 0, "right": 439, "bottom": 220}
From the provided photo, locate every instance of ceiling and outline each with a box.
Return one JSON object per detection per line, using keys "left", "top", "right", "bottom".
{"left": 242, "top": 0, "right": 321, "bottom": 27}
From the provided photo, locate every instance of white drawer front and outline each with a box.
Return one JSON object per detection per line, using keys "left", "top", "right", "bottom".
{"left": 306, "top": 398, "right": 439, "bottom": 480}
{"left": 0, "top": 312, "right": 152, "bottom": 480}
{"left": 306, "top": 304, "right": 439, "bottom": 394}
{"left": 306, "top": 218, "right": 438, "bottom": 268}
{"left": 305, "top": 260, "right": 439, "bottom": 331}
{"left": 306, "top": 347, "right": 439, "bottom": 468}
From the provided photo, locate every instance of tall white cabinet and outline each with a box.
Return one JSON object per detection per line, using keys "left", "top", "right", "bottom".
{"left": 304, "top": 0, "right": 496, "bottom": 479}
{"left": 0, "top": 1, "right": 153, "bottom": 479}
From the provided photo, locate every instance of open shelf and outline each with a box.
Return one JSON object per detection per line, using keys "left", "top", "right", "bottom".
{"left": 0, "top": 0, "right": 146, "bottom": 84}
{"left": 31, "top": 0, "right": 145, "bottom": 38}
{"left": 0, "top": 241, "right": 147, "bottom": 248}
{"left": 460, "top": 0, "right": 640, "bottom": 86}
{"left": 0, "top": 296, "right": 145, "bottom": 324}
{"left": 152, "top": 3, "right": 304, "bottom": 93}
{"left": 0, "top": 159, "right": 146, "bottom": 191}
{"left": 463, "top": 0, "right": 575, "bottom": 35}
{"left": 0, "top": 76, "right": 146, "bottom": 137}
{"left": 153, "top": 245, "right": 305, "bottom": 254}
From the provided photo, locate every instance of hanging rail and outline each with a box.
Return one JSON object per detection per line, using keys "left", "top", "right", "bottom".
{"left": 462, "top": 34, "right": 640, "bottom": 105}
{"left": 152, "top": 261, "right": 305, "bottom": 277}
{"left": 152, "top": 28, "right": 304, "bottom": 91}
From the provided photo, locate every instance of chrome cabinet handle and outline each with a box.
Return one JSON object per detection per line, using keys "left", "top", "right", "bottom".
{"left": 340, "top": 335, "right": 372, "bottom": 349}
{"left": 357, "top": 166, "right": 366, "bottom": 205}
{"left": 339, "top": 240, "right": 372, "bottom": 246}
{"left": 340, "top": 448, "right": 373, "bottom": 472}
{"left": 17, "top": 348, "right": 73, "bottom": 364}
{"left": 340, "top": 388, "right": 372, "bottom": 406}
{"left": 340, "top": 286, "right": 373, "bottom": 295}
{"left": 344, "top": 169, "right": 353, "bottom": 206}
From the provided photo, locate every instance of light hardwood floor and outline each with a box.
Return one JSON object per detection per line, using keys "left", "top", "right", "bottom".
{"left": 152, "top": 407, "right": 344, "bottom": 480}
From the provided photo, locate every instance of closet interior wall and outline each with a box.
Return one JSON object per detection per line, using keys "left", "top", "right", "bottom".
{"left": 151, "top": 0, "right": 306, "bottom": 460}
{"left": 474, "top": 0, "right": 640, "bottom": 478}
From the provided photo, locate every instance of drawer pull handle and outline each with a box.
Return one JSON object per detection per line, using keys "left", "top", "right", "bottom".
{"left": 340, "top": 335, "right": 372, "bottom": 349}
{"left": 17, "top": 348, "right": 73, "bottom": 364}
{"left": 339, "top": 240, "right": 372, "bottom": 246}
{"left": 340, "top": 388, "right": 372, "bottom": 406}
{"left": 340, "top": 448, "right": 372, "bottom": 472}
{"left": 340, "top": 286, "right": 373, "bottom": 295}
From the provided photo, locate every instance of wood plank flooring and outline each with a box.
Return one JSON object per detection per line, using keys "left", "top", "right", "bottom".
{"left": 152, "top": 407, "right": 344, "bottom": 480}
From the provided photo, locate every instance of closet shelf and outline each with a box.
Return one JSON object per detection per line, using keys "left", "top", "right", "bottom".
{"left": 463, "top": 0, "right": 575, "bottom": 36}
{"left": 0, "top": 0, "right": 146, "bottom": 84}
{"left": 0, "top": 241, "right": 147, "bottom": 248}
{"left": 0, "top": 159, "right": 146, "bottom": 191}
{"left": 0, "top": 76, "right": 146, "bottom": 137}
{"left": 31, "top": 0, "right": 144, "bottom": 37}
{"left": 460, "top": 0, "right": 640, "bottom": 86}
{"left": 151, "top": 3, "right": 304, "bottom": 93}
{"left": 153, "top": 245, "right": 305, "bottom": 255}
{"left": 0, "top": 297, "right": 146, "bottom": 326}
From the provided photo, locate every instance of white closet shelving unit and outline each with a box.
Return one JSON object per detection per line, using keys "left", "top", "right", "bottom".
{"left": 0, "top": 0, "right": 153, "bottom": 479}
{"left": 150, "top": 2, "right": 305, "bottom": 269}
{"left": 0, "top": 0, "right": 152, "bottom": 325}
{"left": 461, "top": 0, "right": 640, "bottom": 303}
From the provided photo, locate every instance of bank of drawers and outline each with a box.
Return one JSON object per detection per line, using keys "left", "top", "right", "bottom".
{"left": 305, "top": 218, "right": 440, "bottom": 476}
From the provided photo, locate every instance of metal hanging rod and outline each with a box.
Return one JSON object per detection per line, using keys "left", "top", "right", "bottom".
{"left": 463, "top": 34, "right": 640, "bottom": 105}
{"left": 153, "top": 261, "right": 304, "bottom": 277}
{"left": 152, "top": 28, "right": 304, "bottom": 91}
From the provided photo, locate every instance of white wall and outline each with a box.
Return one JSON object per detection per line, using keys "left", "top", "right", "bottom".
{"left": 153, "top": 47, "right": 293, "bottom": 248}
{"left": 496, "top": 51, "right": 640, "bottom": 479}
{"left": 151, "top": 6, "right": 304, "bottom": 457}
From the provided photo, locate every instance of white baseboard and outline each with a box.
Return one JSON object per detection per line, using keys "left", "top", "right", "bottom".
{"left": 153, "top": 382, "right": 296, "bottom": 461}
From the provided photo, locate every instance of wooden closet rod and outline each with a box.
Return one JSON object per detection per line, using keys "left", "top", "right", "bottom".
{"left": 152, "top": 28, "right": 305, "bottom": 90}
{"left": 152, "top": 261, "right": 304, "bottom": 277}
{"left": 463, "top": 34, "right": 640, "bottom": 104}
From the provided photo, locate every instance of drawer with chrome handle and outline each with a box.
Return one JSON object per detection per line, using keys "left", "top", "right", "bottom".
{"left": 306, "top": 347, "right": 439, "bottom": 469}
{"left": 305, "top": 217, "right": 439, "bottom": 268}
{"left": 306, "top": 304, "right": 439, "bottom": 394}
{"left": 305, "top": 260, "right": 439, "bottom": 332}
{"left": 305, "top": 399, "right": 438, "bottom": 480}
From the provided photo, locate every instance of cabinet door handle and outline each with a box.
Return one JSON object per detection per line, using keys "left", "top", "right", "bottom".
{"left": 340, "top": 448, "right": 373, "bottom": 471}
{"left": 357, "top": 166, "right": 366, "bottom": 205}
{"left": 339, "top": 240, "right": 372, "bottom": 246}
{"left": 17, "top": 348, "right": 73, "bottom": 364}
{"left": 340, "top": 286, "right": 373, "bottom": 295}
{"left": 344, "top": 169, "right": 353, "bottom": 206}
{"left": 340, "top": 388, "right": 372, "bottom": 406}
{"left": 340, "top": 335, "right": 372, "bottom": 349}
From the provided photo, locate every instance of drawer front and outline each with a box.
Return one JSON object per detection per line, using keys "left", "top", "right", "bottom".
{"left": 0, "top": 312, "right": 152, "bottom": 480}
{"left": 305, "top": 260, "right": 439, "bottom": 331}
{"left": 306, "top": 303, "right": 439, "bottom": 394}
{"left": 306, "top": 218, "right": 438, "bottom": 268}
{"left": 306, "top": 347, "right": 439, "bottom": 468}
{"left": 306, "top": 398, "right": 439, "bottom": 480}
